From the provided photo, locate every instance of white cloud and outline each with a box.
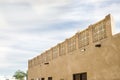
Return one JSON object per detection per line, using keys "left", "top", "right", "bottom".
{"left": 0, "top": 13, "right": 8, "bottom": 27}
{"left": 0, "top": 0, "right": 120, "bottom": 76}
{"left": 0, "top": 0, "right": 29, "bottom": 3}
{"left": 0, "top": 47, "right": 11, "bottom": 68}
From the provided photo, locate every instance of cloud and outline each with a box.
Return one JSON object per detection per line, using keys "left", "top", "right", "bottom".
{"left": 0, "top": 0, "right": 120, "bottom": 76}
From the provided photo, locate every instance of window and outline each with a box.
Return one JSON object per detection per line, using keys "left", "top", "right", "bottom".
{"left": 73, "top": 72, "right": 87, "bottom": 80}
{"left": 48, "top": 77, "right": 52, "bottom": 80}
{"left": 73, "top": 74, "right": 80, "bottom": 80}
{"left": 80, "top": 73, "right": 87, "bottom": 80}
{"left": 41, "top": 78, "right": 45, "bottom": 80}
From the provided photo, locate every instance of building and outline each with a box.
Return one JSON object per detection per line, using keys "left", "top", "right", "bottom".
{"left": 28, "top": 14, "right": 120, "bottom": 80}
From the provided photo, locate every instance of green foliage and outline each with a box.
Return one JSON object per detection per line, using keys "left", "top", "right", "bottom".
{"left": 13, "top": 70, "right": 27, "bottom": 80}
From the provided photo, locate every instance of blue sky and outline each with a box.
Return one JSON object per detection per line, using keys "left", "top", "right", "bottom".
{"left": 0, "top": 0, "right": 120, "bottom": 76}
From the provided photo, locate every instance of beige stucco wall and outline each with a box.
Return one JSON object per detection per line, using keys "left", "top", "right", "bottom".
{"left": 28, "top": 14, "right": 120, "bottom": 80}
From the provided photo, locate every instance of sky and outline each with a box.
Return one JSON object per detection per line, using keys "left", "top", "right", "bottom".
{"left": 0, "top": 0, "right": 120, "bottom": 76}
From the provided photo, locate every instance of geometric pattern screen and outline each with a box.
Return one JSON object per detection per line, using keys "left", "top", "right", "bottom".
{"left": 46, "top": 50, "right": 52, "bottom": 62}
{"left": 59, "top": 42, "right": 66, "bottom": 56}
{"left": 52, "top": 46, "right": 59, "bottom": 59}
{"left": 92, "top": 22, "right": 107, "bottom": 42}
{"left": 68, "top": 36, "right": 76, "bottom": 52}
{"left": 78, "top": 30, "right": 89, "bottom": 48}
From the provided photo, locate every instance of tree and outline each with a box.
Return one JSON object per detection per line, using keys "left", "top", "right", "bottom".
{"left": 13, "top": 70, "right": 27, "bottom": 80}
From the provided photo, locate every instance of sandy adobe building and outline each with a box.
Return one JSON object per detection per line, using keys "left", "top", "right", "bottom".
{"left": 28, "top": 14, "right": 120, "bottom": 80}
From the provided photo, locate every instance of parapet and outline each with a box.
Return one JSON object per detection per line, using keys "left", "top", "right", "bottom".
{"left": 28, "top": 14, "right": 114, "bottom": 68}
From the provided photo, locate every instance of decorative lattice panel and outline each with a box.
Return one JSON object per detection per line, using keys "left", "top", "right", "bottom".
{"left": 59, "top": 42, "right": 66, "bottom": 56}
{"left": 78, "top": 30, "right": 89, "bottom": 48}
{"left": 68, "top": 36, "right": 76, "bottom": 52}
{"left": 38, "top": 55, "right": 41, "bottom": 65}
{"left": 92, "top": 22, "right": 107, "bottom": 42}
{"left": 52, "top": 46, "right": 59, "bottom": 59}
{"left": 28, "top": 60, "right": 32, "bottom": 68}
{"left": 46, "top": 50, "right": 52, "bottom": 61}
{"left": 41, "top": 54, "right": 46, "bottom": 64}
